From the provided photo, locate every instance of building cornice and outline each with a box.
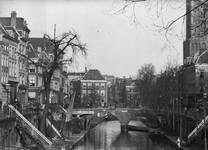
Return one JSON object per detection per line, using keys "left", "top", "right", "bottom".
{"left": 81, "top": 80, "right": 107, "bottom": 83}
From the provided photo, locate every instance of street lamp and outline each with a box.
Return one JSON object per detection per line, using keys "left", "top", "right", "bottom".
{"left": 180, "top": 96, "right": 183, "bottom": 141}
{"left": 204, "top": 92, "right": 207, "bottom": 150}
{"left": 5, "top": 83, "right": 10, "bottom": 104}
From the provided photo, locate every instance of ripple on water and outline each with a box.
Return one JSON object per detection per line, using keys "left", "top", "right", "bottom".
{"left": 73, "top": 120, "right": 181, "bottom": 150}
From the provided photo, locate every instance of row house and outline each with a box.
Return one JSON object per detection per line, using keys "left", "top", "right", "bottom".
{"left": 60, "top": 71, "right": 68, "bottom": 106}
{"left": 104, "top": 74, "right": 116, "bottom": 106}
{"left": 107, "top": 76, "right": 138, "bottom": 108}
{"left": 182, "top": 0, "right": 208, "bottom": 117}
{"left": 0, "top": 11, "right": 30, "bottom": 109}
{"left": 115, "top": 77, "right": 127, "bottom": 106}
{"left": 125, "top": 78, "right": 139, "bottom": 107}
{"left": 170, "top": 0, "right": 208, "bottom": 142}
{"left": 28, "top": 37, "right": 69, "bottom": 106}
{"left": 27, "top": 39, "right": 44, "bottom": 104}
{"left": 67, "top": 71, "right": 85, "bottom": 108}
{"left": 80, "top": 69, "right": 107, "bottom": 107}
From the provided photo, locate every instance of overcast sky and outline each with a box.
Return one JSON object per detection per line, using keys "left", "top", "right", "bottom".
{"left": 0, "top": 0, "right": 186, "bottom": 78}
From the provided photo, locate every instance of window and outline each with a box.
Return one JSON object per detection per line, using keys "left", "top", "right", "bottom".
{"left": 4, "top": 55, "right": 6, "bottom": 66}
{"left": 83, "top": 90, "right": 86, "bottom": 96}
{"left": 38, "top": 67, "right": 42, "bottom": 73}
{"left": 101, "top": 90, "right": 105, "bottom": 96}
{"left": 2, "top": 55, "right": 4, "bottom": 66}
{"left": 22, "top": 75, "right": 25, "bottom": 84}
{"left": 19, "top": 60, "right": 22, "bottom": 70}
{"left": 28, "top": 92, "right": 36, "bottom": 100}
{"left": 20, "top": 75, "right": 22, "bottom": 84}
{"left": 101, "top": 83, "right": 105, "bottom": 89}
{"left": 22, "top": 61, "right": 25, "bottom": 71}
{"left": 83, "top": 83, "right": 86, "bottom": 88}
{"left": 11, "top": 62, "right": 13, "bottom": 76}
{"left": 1, "top": 55, "right": 3, "bottom": 66}
{"left": 9, "top": 61, "right": 11, "bottom": 76}
{"left": 4, "top": 72, "right": 6, "bottom": 83}
{"left": 29, "top": 76, "right": 36, "bottom": 86}
{"left": 88, "top": 83, "right": 92, "bottom": 89}
{"left": 6, "top": 72, "right": 8, "bottom": 83}
{"left": 14, "top": 62, "right": 17, "bottom": 77}
{"left": 95, "top": 83, "right": 99, "bottom": 89}
{"left": 1, "top": 71, "right": 3, "bottom": 82}
{"left": 29, "top": 65, "right": 36, "bottom": 73}
{"left": 88, "top": 90, "right": 91, "bottom": 94}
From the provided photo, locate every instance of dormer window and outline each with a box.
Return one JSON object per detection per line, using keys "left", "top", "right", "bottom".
{"left": 17, "top": 31, "right": 23, "bottom": 36}
{"left": 7, "top": 30, "right": 14, "bottom": 38}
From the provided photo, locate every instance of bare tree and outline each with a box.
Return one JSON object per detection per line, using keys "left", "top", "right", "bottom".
{"left": 136, "top": 63, "right": 156, "bottom": 107}
{"left": 113, "top": 0, "right": 208, "bottom": 51}
{"left": 17, "top": 30, "right": 87, "bottom": 134}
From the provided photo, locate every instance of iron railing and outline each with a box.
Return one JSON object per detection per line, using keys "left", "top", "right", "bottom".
{"left": 187, "top": 115, "right": 208, "bottom": 143}
{"left": 8, "top": 105, "right": 52, "bottom": 150}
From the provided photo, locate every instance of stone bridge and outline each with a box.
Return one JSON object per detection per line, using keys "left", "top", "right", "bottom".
{"left": 72, "top": 108, "right": 148, "bottom": 132}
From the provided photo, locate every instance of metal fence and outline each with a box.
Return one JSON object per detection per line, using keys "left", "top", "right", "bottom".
{"left": 0, "top": 105, "right": 39, "bottom": 120}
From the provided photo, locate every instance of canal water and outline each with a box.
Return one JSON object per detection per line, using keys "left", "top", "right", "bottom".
{"left": 73, "top": 120, "right": 182, "bottom": 150}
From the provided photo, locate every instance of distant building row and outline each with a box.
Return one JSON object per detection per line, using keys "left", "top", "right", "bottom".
{"left": 0, "top": 11, "right": 138, "bottom": 109}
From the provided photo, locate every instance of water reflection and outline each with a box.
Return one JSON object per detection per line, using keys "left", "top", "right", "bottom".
{"left": 73, "top": 121, "right": 182, "bottom": 150}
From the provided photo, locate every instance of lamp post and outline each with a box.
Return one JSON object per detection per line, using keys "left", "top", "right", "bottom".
{"left": 204, "top": 92, "right": 207, "bottom": 150}
{"left": 5, "top": 83, "right": 10, "bottom": 105}
{"left": 180, "top": 96, "right": 183, "bottom": 141}
{"left": 22, "top": 89, "right": 26, "bottom": 113}
{"left": 173, "top": 98, "right": 175, "bottom": 134}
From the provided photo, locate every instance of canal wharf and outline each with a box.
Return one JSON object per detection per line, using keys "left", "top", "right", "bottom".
{"left": 52, "top": 130, "right": 89, "bottom": 150}
{"left": 142, "top": 119, "right": 204, "bottom": 150}
{"left": 52, "top": 117, "right": 107, "bottom": 149}
{"left": 162, "top": 131, "right": 204, "bottom": 150}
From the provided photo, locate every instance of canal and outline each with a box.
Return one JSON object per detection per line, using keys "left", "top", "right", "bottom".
{"left": 73, "top": 120, "right": 182, "bottom": 150}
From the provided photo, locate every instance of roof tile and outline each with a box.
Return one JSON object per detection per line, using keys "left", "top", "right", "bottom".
{"left": 82, "top": 69, "right": 105, "bottom": 80}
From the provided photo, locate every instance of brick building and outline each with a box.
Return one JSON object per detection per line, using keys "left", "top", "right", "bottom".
{"left": 80, "top": 69, "right": 107, "bottom": 107}
{"left": 0, "top": 11, "right": 30, "bottom": 108}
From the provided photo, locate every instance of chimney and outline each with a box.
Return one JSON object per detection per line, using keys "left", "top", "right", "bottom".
{"left": 11, "top": 11, "right": 17, "bottom": 28}
{"left": 85, "top": 67, "right": 87, "bottom": 73}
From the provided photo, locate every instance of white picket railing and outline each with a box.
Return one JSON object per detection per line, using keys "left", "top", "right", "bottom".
{"left": 8, "top": 105, "right": 52, "bottom": 149}
{"left": 188, "top": 115, "right": 208, "bottom": 142}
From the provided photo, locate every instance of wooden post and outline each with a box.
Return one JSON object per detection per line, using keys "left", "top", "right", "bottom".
{"left": 204, "top": 93, "right": 207, "bottom": 150}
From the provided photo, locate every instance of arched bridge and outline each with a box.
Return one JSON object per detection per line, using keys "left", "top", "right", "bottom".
{"left": 72, "top": 108, "right": 156, "bottom": 132}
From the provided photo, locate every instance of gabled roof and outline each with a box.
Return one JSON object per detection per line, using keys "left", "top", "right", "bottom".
{"left": 68, "top": 72, "right": 85, "bottom": 76}
{"left": 0, "top": 23, "right": 19, "bottom": 43}
{"left": 4, "top": 26, "right": 19, "bottom": 40}
{"left": 82, "top": 69, "right": 106, "bottom": 80}
{"left": 0, "top": 17, "right": 30, "bottom": 33}
{"left": 0, "top": 23, "right": 7, "bottom": 34}
{"left": 28, "top": 44, "right": 39, "bottom": 58}
{"left": 29, "top": 37, "right": 54, "bottom": 53}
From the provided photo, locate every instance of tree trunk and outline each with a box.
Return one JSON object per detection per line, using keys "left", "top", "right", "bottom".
{"left": 40, "top": 103, "right": 49, "bottom": 134}
{"left": 40, "top": 83, "right": 50, "bottom": 135}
